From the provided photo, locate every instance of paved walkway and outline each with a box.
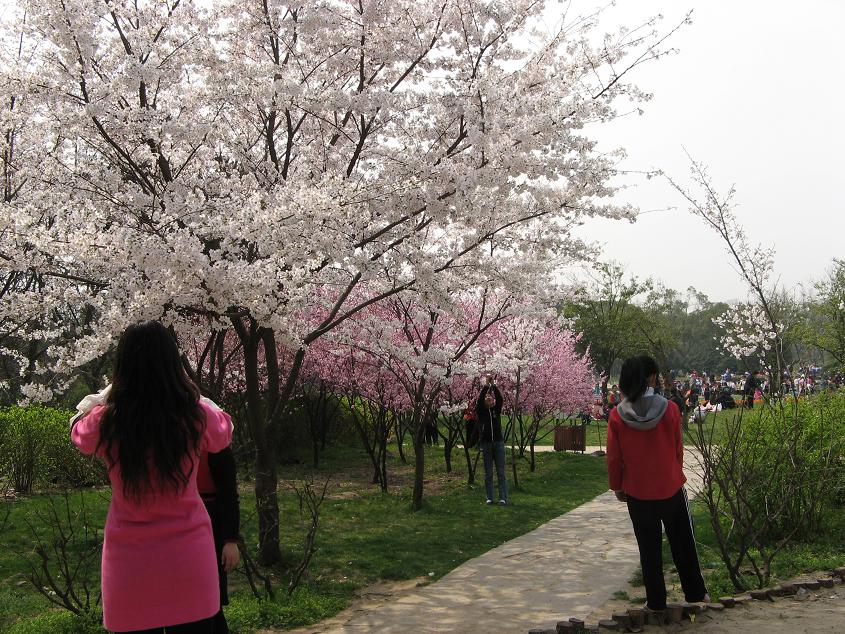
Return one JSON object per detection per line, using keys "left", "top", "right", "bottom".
{"left": 282, "top": 448, "right": 703, "bottom": 634}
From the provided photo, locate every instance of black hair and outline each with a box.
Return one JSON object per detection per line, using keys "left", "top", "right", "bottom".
{"left": 637, "top": 355, "right": 660, "bottom": 380}
{"left": 619, "top": 355, "right": 660, "bottom": 402}
{"left": 96, "top": 321, "right": 203, "bottom": 502}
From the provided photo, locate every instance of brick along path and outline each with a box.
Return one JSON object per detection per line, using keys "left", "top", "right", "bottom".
{"left": 277, "top": 449, "right": 703, "bottom": 634}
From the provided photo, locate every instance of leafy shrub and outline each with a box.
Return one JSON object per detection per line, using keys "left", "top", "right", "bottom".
{"left": 690, "top": 393, "right": 845, "bottom": 590}
{"left": 734, "top": 393, "right": 845, "bottom": 540}
{"left": 0, "top": 406, "right": 106, "bottom": 493}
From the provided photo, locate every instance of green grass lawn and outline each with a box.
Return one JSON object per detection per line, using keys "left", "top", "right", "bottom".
{"left": 2, "top": 439, "right": 610, "bottom": 633}
{"left": 682, "top": 407, "right": 745, "bottom": 446}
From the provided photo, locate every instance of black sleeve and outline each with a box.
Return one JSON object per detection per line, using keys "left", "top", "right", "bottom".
{"left": 207, "top": 447, "right": 241, "bottom": 543}
{"left": 476, "top": 386, "right": 488, "bottom": 418}
{"left": 492, "top": 385, "right": 503, "bottom": 414}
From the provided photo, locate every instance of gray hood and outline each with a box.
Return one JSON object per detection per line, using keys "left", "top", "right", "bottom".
{"left": 616, "top": 393, "right": 669, "bottom": 430}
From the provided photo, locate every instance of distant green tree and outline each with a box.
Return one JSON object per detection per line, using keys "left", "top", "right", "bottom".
{"left": 668, "top": 289, "right": 738, "bottom": 375}
{"left": 796, "top": 259, "right": 845, "bottom": 372}
{"left": 561, "top": 262, "right": 650, "bottom": 396}
{"left": 636, "top": 284, "right": 683, "bottom": 385}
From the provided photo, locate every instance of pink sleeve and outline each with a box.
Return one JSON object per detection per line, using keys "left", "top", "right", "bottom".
{"left": 71, "top": 405, "right": 105, "bottom": 456}
{"left": 200, "top": 401, "right": 233, "bottom": 453}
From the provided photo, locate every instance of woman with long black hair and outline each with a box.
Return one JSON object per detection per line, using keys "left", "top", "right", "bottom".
{"left": 71, "top": 321, "right": 233, "bottom": 633}
{"left": 606, "top": 355, "right": 708, "bottom": 611}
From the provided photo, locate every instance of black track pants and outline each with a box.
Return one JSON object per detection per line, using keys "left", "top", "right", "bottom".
{"left": 626, "top": 487, "right": 707, "bottom": 609}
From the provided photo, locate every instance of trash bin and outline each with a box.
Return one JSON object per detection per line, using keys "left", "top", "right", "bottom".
{"left": 555, "top": 424, "right": 586, "bottom": 452}
{"left": 571, "top": 424, "right": 586, "bottom": 452}
{"left": 554, "top": 425, "right": 565, "bottom": 451}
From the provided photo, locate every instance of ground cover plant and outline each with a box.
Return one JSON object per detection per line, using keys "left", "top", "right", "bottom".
{"left": 2, "top": 437, "right": 609, "bottom": 632}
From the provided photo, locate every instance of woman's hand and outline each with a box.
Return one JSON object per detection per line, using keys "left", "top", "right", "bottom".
{"left": 221, "top": 542, "right": 241, "bottom": 572}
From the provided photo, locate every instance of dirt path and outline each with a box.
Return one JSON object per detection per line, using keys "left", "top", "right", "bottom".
{"left": 690, "top": 586, "right": 845, "bottom": 633}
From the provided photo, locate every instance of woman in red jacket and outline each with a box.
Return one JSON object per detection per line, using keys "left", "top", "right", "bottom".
{"left": 606, "top": 355, "right": 708, "bottom": 611}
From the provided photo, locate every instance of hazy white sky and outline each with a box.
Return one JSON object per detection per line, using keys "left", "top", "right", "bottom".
{"left": 555, "top": 0, "right": 844, "bottom": 302}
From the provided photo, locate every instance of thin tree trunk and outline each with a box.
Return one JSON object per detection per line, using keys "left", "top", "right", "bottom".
{"left": 411, "top": 422, "right": 426, "bottom": 511}
{"left": 508, "top": 422, "right": 519, "bottom": 489}
{"left": 396, "top": 415, "right": 408, "bottom": 463}
{"left": 443, "top": 426, "right": 453, "bottom": 473}
{"left": 379, "top": 428, "right": 388, "bottom": 492}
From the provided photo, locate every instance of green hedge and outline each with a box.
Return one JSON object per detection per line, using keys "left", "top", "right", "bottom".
{"left": 0, "top": 406, "right": 106, "bottom": 493}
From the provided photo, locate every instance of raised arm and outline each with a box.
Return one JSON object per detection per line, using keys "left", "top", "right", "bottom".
{"left": 492, "top": 384, "right": 503, "bottom": 414}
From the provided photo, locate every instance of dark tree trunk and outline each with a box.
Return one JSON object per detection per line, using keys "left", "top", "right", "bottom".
{"left": 312, "top": 430, "right": 320, "bottom": 469}
{"left": 376, "top": 407, "right": 390, "bottom": 491}
{"left": 463, "top": 445, "right": 477, "bottom": 485}
{"left": 396, "top": 415, "right": 408, "bottom": 463}
{"left": 254, "top": 441, "right": 281, "bottom": 564}
{"left": 348, "top": 395, "right": 390, "bottom": 492}
{"left": 235, "top": 323, "right": 282, "bottom": 565}
{"left": 379, "top": 435, "right": 388, "bottom": 490}
{"left": 319, "top": 413, "right": 329, "bottom": 451}
{"left": 442, "top": 417, "right": 455, "bottom": 473}
{"left": 508, "top": 428, "right": 519, "bottom": 490}
{"left": 305, "top": 382, "right": 330, "bottom": 468}
{"left": 411, "top": 422, "right": 426, "bottom": 511}
{"left": 231, "top": 320, "right": 306, "bottom": 567}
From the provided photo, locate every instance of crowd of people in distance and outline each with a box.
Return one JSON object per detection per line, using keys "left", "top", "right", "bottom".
{"left": 780, "top": 364, "right": 843, "bottom": 395}
{"left": 593, "top": 364, "right": 844, "bottom": 427}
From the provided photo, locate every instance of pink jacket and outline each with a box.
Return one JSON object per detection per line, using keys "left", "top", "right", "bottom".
{"left": 72, "top": 400, "right": 233, "bottom": 631}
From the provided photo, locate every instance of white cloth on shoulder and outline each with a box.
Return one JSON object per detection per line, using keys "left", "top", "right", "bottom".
{"left": 69, "top": 384, "right": 112, "bottom": 428}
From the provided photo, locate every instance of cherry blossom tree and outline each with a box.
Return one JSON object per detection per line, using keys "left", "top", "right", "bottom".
{"left": 2, "top": 0, "right": 683, "bottom": 562}
{"left": 667, "top": 156, "right": 788, "bottom": 389}
{"left": 318, "top": 338, "right": 407, "bottom": 491}
{"left": 484, "top": 313, "right": 594, "bottom": 472}
{"left": 328, "top": 286, "right": 513, "bottom": 510}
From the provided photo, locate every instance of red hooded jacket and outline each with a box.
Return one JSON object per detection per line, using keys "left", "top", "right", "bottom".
{"left": 606, "top": 397, "right": 686, "bottom": 500}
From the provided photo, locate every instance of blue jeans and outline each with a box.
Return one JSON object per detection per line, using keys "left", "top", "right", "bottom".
{"left": 480, "top": 440, "right": 508, "bottom": 502}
